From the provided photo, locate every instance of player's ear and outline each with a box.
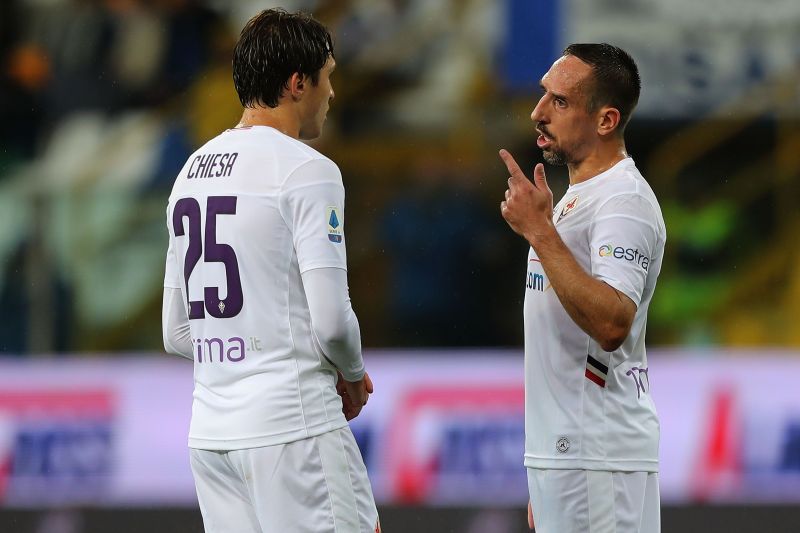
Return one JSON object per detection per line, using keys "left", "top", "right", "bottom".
{"left": 597, "top": 106, "right": 621, "bottom": 137}
{"left": 288, "top": 72, "right": 305, "bottom": 101}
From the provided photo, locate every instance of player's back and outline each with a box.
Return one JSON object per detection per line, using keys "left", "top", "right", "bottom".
{"left": 165, "top": 125, "right": 349, "bottom": 450}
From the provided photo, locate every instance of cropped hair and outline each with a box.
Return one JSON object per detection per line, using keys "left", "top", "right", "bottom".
{"left": 233, "top": 9, "right": 334, "bottom": 108}
{"left": 563, "top": 43, "right": 641, "bottom": 134}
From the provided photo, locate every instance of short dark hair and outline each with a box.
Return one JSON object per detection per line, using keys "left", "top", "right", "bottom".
{"left": 232, "top": 9, "right": 334, "bottom": 109}
{"left": 563, "top": 43, "right": 640, "bottom": 134}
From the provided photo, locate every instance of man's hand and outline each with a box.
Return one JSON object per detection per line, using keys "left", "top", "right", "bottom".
{"left": 336, "top": 371, "right": 374, "bottom": 421}
{"left": 499, "top": 149, "right": 555, "bottom": 246}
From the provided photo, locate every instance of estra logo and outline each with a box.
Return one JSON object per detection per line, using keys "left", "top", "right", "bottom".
{"left": 598, "top": 244, "right": 650, "bottom": 271}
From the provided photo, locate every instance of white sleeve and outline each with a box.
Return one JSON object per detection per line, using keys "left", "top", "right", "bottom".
{"left": 301, "top": 267, "right": 365, "bottom": 382}
{"left": 164, "top": 207, "right": 182, "bottom": 289}
{"left": 279, "top": 159, "right": 347, "bottom": 274}
{"left": 162, "top": 286, "right": 193, "bottom": 360}
{"left": 589, "top": 194, "right": 660, "bottom": 307}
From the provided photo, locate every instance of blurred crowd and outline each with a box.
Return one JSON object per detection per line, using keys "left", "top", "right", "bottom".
{"left": 1, "top": 0, "right": 799, "bottom": 355}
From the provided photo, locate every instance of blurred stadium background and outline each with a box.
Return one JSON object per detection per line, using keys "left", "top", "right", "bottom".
{"left": 1, "top": 0, "right": 799, "bottom": 531}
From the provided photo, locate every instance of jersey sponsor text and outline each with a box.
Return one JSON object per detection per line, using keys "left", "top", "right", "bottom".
{"left": 526, "top": 272, "right": 544, "bottom": 291}
{"left": 598, "top": 244, "right": 650, "bottom": 271}
{"left": 194, "top": 337, "right": 246, "bottom": 363}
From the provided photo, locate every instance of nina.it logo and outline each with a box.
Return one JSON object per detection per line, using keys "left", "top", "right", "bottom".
{"left": 598, "top": 244, "right": 650, "bottom": 271}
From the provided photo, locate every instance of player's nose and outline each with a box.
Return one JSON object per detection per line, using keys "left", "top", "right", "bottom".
{"left": 531, "top": 97, "right": 546, "bottom": 123}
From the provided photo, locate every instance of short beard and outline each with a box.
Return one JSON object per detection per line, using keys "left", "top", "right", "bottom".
{"left": 543, "top": 149, "right": 568, "bottom": 166}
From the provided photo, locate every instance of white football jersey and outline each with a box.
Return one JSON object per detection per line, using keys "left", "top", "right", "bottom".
{"left": 164, "top": 126, "right": 354, "bottom": 450}
{"left": 523, "top": 158, "right": 666, "bottom": 472}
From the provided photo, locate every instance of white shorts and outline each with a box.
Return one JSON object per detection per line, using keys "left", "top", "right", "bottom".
{"left": 190, "top": 426, "right": 379, "bottom": 533}
{"left": 527, "top": 468, "right": 660, "bottom": 533}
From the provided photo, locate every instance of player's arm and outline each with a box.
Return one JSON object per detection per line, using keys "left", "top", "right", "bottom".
{"left": 162, "top": 286, "right": 193, "bottom": 360}
{"left": 525, "top": 221, "right": 635, "bottom": 352}
{"left": 280, "top": 158, "right": 372, "bottom": 418}
{"left": 162, "top": 223, "right": 193, "bottom": 360}
{"left": 302, "top": 267, "right": 373, "bottom": 420}
{"left": 302, "top": 267, "right": 365, "bottom": 381}
{"left": 499, "top": 150, "right": 635, "bottom": 352}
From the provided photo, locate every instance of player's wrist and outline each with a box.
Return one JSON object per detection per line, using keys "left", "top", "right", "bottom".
{"left": 526, "top": 221, "right": 557, "bottom": 250}
{"left": 341, "top": 367, "right": 365, "bottom": 383}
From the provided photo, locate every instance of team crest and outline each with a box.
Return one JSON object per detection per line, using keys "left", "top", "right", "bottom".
{"left": 557, "top": 196, "right": 578, "bottom": 223}
{"left": 326, "top": 206, "right": 343, "bottom": 243}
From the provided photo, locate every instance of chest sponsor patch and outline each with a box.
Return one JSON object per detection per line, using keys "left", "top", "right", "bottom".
{"left": 326, "top": 206, "right": 343, "bottom": 243}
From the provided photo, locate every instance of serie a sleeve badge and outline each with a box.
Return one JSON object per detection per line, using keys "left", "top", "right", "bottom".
{"left": 326, "top": 206, "right": 343, "bottom": 243}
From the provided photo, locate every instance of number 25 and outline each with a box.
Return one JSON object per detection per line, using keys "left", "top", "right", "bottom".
{"left": 172, "top": 196, "right": 243, "bottom": 319}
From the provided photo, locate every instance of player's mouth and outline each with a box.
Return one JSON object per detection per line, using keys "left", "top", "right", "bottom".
{"left": 536, "top": 130, "right": 554, "bottom": 150}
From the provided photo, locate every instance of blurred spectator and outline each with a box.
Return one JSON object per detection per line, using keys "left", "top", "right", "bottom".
{"left": 147, "top": 0, "right": 223, "bottom": 105}
{"left": 32, "top": 0, "right": 117, "bottom": 118}
{"left": 0, "top": 0, "right": 45, "bottom": 163}
{"left": 378, "top": 157, "right": 506, "bottom": 346}
{"left": 0, "top": 44, "right": 49, "bottom": 162}
{"left": 652, "top": 198, "right": 739, "bottom": 344}
{"left": 0, "top": 238, "right": 72, "bottom": 355}
{"left": 0, "top": 0, "right": 797, "bottom": 354}
{"left": 328, "top": 0, "right": 499, "bottom": 133}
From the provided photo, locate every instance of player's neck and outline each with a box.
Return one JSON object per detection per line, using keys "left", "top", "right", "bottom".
{"left": 567, "top": 142, "right": 628, "bottom": 185}
{"left": 236, "top": 107, "right": 300, "bottom": 139}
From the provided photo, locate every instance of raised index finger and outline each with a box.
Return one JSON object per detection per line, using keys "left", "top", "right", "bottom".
{"left": 499, "top": 149, "right": 527, "bottom": 182}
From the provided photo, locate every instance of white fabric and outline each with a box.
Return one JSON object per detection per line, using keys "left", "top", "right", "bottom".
{"left": 163, "top": 270, "right": 365, "bottom": 381}
{"left": 523, "top": 158, "right": 666, "bottom": 472}
{"left": 162, "top": 286, "right": 193, "bottom": 360}
{"left": 163, "top": 125, "right": 364, "bottom": 450}
{"left": 191, "top": 426, "right": 379, "bottom": 533}
{"left": 527, "top": 468, "right": 660, "bottom": 533}
{"left": 301, "top": 268, "right": 364, "bottom": 382}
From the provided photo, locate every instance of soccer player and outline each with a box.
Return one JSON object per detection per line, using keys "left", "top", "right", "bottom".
{"left": 161, "top": 9, "right": 379, "bottom": 533}
{"left": 499, "top": 44, "right": 665, "bottom": 532}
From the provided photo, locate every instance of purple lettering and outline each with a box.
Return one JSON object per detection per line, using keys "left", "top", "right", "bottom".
{"left": 205, "top": 338, "right": 224, "bottom": 362}
{"left": 187, "top": 155, "right": 201, "bottom": 178}
{"left": 173, "top": 196, "right": 243, "bottom": 320}
{"left": 223, "top": 153, "right": 238, "bottom": 177}
{"left": 626, "top": 366, "right": 650, "bottom": 399}
{"left": 196, "top": 154, "right": 211, "bottom": 177}
{"left": 204, "top": 197, "right": 243, "bottom": 318}
{"left": 193, "top": 337, "right": 247, "bottom": 363}
{"left": 208, "top": 154, "right": 222, "bottom": 178}
{"left": 227, "top": 337, "right": 245, "bottom": 362}
{"left": 217, "top": 154, "right": 229, "bottom": 176}
{"left": 173, "top": 198, "right": 205, "bottom": 319}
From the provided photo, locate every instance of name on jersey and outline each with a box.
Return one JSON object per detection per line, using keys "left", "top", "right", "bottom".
{"left": 598, "top": 244, "right": 650, "bottom": 271}
{"left": 187, "top": 152, "right": 238, "bottom": 179}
